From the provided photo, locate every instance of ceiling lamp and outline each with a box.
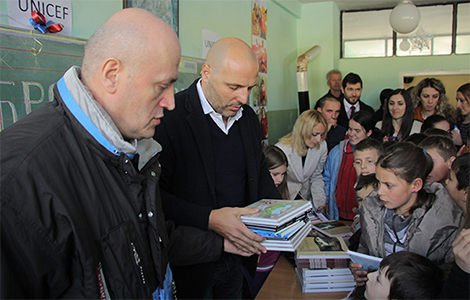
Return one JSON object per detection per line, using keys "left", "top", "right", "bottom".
{"left": 389, "top": 1, "right": 421, "bottom": 34}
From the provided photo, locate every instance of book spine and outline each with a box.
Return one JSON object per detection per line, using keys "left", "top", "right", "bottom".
{"left": 296, "top": 258, "right": 351, "bottom": 269}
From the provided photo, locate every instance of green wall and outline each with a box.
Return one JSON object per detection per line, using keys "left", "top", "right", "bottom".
{"left": 297, "top": 2, "right": 341, "bottom": 110}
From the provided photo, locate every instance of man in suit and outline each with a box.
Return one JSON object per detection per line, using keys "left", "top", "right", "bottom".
{"left": 337, "top": 72, "right": 375, "bottom": 128}
{"left": 153, "top": 37, "right": 281, "bottom": 299}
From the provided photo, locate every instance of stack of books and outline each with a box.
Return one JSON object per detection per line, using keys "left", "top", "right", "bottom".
{"left": 311, "top": 220, "right": 354, "bottom": 243}
{"left": 294, "top": 236, "right": 355, "bottom": 293}
{"left": 240, "top": 199, "right": 312, "bottom": 251}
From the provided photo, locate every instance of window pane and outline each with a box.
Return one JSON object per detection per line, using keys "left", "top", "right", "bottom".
{"left": 343, "top": 10, "right": 392, "bottom": 57}
{"left": 433, "top": 36, "right": 452, "bottom": 55}
{"left": 387, "top": 39, "right": 393, "bottom": 56}
{"left": 456, "top": 35, "right": 470, "bottom": 54}
{"left": 456, "top": 3, "right": 470, "bottom": 54}
{"left": 397, "top": 5, "right": 452, "bottom": 56}
{"left": 344, "top": 40, "right": 386, "bottom": 58}
{"left": 397, "top": 37, "right": 431, "bottom": 56}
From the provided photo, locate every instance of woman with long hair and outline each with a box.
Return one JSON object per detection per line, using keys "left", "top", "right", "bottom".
{"left": 455, "top": 83, "right": 470, "bottom": 147}
{"left": 276, "top": 109, "right": 328, "bottom": 212}
{"left": 377, "top": 88, "right": 422, "bottom": 142}
{"left": 411, "top": 77, "right": 454, "bottom": 123}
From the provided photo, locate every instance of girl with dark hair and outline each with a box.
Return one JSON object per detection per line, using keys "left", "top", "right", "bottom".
{"left": 244, "top": 145, "right": 290, "bottom": 298}
{"left": 351, "top": 142, "right": 463, "bottom": 288}
{"left": 262, "top": 145, "right": 289, "bottom": 201}
{"left": 323, "top": 111, "right": 375, "bottom": 220}
{"left": 455, "top": 83, "right": 470, "bottom": 147}
{"left": 411, "top": 77, "right": 454, "bottom": 123}
{"left": 376, "top": 88, "right": 422, "bottom": 142}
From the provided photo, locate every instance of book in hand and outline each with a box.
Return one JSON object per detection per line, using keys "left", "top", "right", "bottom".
{"left": 311, "top": 220, "right": 353, "bottom": 239}
{"left": 347, "top": 250, "right": 382, "bottom": 273}
{"left": 258, "top": 221, "right": 312, "bottom": 252}
{"left": 240, "top": 199, "right": 313, "bottom": 252}
{"left": 250, "top": 217, "right": 308, "bottom": 240}
{"left": 240, "top": 199, "right": 312, "bottom": 228}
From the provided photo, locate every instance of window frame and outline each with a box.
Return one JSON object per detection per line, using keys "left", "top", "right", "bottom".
{"left": 340, "top": 2, "right": 469, "bottom": 58}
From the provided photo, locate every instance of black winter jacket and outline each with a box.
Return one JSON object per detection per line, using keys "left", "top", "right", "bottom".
{"left": 1, "top": 70, "right": 223, "bottom": 299}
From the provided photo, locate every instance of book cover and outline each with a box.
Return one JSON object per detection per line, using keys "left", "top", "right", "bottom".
{"left": 295, "top": 236, "right": 349, "bottom": 259}
{"left": 241, "top": 199, "right": 312, "bottom": 227}
{"left": 311, "top": 220, "right": 353, "bottom": 238}
{"left": 308, "top": 210, "right": 328, "bottom": 223}
{"left": 347, "top": 250, "right": 383, "bottom": 272}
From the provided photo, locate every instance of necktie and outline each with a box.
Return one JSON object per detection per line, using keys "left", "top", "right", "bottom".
{"left": 349, "top": 105, "right": 356, "bottom": 118}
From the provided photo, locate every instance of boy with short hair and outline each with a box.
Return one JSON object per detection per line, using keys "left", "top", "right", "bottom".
{"left": 363, "top": 251, "right": 444, "bottom": 300}
{"left": 353, "top": 139, "right": 384, "bottom": 177}
{"left": 349, "top": 174, "right": 379, "bottom": 250}
{"left": 419, "top": 136, "right": 457, "bottom": 184}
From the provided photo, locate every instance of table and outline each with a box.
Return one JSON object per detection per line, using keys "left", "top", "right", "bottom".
{"left": 255, "top": 255, "right": 351, "bottom": 300}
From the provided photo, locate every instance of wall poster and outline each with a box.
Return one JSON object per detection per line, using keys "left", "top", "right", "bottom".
{"left": 251, "top": 0, "right": 268, "bottom": 145}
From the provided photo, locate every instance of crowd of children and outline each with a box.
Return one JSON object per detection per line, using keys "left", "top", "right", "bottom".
{"left": 244, "top": 78, "right": 470, "bottom": 299}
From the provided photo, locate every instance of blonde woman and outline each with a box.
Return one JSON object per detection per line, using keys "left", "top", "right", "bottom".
{"left": 276, "top": 109, "right": 328, "bottom": 212}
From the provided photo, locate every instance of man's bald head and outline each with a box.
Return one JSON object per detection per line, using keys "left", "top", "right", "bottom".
{"left": 205, "top": 37, "right": 258, "bottom": 75}
{"left": 81, "top": 8, "right": 180, "bottom": 85}
{"left": 80, "top": 8, "right": 181, "bottom": 140}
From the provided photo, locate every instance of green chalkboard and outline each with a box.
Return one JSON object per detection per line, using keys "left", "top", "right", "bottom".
{"left": 0, "top": 26, "right": 86, "bottom": 130}
{"left": 0, "top": 25, "right": 204, "bottom": 131}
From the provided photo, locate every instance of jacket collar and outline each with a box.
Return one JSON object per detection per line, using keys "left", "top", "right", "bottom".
{"left": 60, "top": 66, "right": 161, "bottom": 170}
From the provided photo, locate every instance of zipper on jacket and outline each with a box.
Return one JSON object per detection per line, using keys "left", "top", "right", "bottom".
{"left": 131, "top": 242, "right": 146, "bottom": 285}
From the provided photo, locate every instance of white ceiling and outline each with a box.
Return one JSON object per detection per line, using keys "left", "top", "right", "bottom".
{"left": 298, "top": 0, "right": 468, "bottom": 11}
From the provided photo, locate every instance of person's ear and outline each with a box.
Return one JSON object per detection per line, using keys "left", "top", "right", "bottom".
{"left": 448, "top": 156, "right": 456, "bottom": 170}
{"left": 316, "top": 107, "right": 322, "bottom": 113}
{"left": 412, "top": 177, "right": 424, "bottom": 193}
{"left": 201, "top": 64, "right": 212, "bottom": 83}
{"left": 462, "top": 187, "right": 469, "bottom": 203}
{"left": 366, "top": 129, "right": 372, "bottom": 137}
{"left": 101, "top": 58, "right": 120, "bottom": 94}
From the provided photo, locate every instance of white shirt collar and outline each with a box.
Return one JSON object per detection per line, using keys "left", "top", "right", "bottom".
{"left": 196, "top": 79, "right": 243, "bottom": 135}
{"left": 344, "top": 99, "right": 360, "bottom": 118}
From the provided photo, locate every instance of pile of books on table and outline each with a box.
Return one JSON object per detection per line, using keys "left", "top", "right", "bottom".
{"left": 240, "top": 199, "right": 312, "bottom": 251}
{"left": 294, "top": 236, "right": 355, "bottom": 293}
